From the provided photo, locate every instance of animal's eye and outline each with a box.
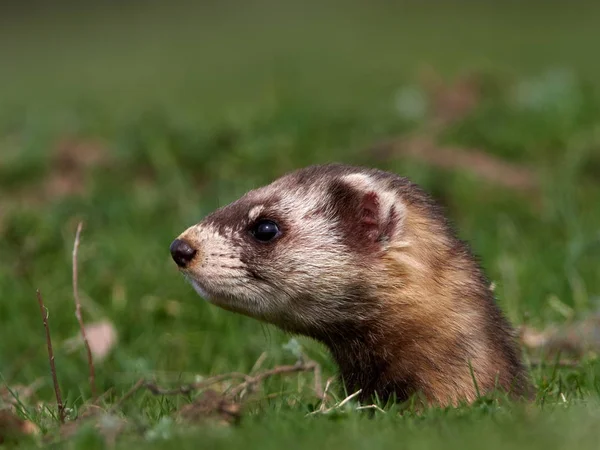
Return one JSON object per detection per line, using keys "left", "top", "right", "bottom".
{"left": 251, "top": 219, "right": 280, "bottom": 242}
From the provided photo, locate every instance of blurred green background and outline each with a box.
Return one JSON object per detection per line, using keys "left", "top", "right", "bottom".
{"left": 1, "top": 1, "right": 600, "bottom": 448}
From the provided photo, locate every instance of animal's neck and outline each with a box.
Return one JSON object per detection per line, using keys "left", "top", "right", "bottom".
{"left": 314, "top": 263, "right": 528, "bottom": 406}
{"left": 315, "top": 311, "right": 474, "bottom": 405}
{"left": 317, "top": 319, "right": 414, "bottom": 403}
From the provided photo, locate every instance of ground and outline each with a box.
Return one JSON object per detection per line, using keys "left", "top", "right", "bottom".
{"left": 0, "top": 2, "right": 600, "bottom": 449}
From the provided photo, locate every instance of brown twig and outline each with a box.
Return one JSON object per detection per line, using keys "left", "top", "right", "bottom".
{"left": 110, "top": 372, "right": 251, "bottom": 412}
{"left": 370, "top": 135, "right": 539, "bottom": 193}
{"left": 108, "top": 378, "right": 146, "bottom": 413}
{"left": 145, "top": 372, "right": 252, "bottom": 396}
{"left": 36, "top": 289, "right": 66, "bottom": 424}
{"left": 72, "top": 222, "right": 96, "bottom": 399}
{"left": 112, "top": 359, "right": 324, "bottom": 410}
{"left": 227, "top": 360, "right": 323, "bottom": 399}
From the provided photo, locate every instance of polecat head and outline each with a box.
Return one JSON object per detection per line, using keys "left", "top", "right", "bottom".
{"left": 170, "top": 164, "right": 441, "bottom": 333}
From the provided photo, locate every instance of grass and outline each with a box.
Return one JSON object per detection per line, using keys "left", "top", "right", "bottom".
{"left": 1, "top": 1, "right": 600, "bottom": 448}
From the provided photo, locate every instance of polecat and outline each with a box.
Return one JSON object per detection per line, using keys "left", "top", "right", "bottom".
{"left": 170, "top": 164, "right": 531, "bottom": 407}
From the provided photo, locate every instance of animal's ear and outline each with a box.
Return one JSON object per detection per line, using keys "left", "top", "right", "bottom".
{"left": 328, "top": 177, "right": 401, "bottom": 247}
{"left": 359, "top": 191, "right": 398, "bottom": 244}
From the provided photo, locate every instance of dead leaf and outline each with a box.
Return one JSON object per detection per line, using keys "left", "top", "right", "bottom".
{"left": 419, "top": 67, "right": 482, "bottom": 126}
{"left": 53, "top": 138, "right": 110, "bottom": 169}
{"left": 57, "top": 405, "right": 128, "bottom": 446}
{"left": 520, "top": 313, "right": 600, "bottom": 358}
{"left": 178, "top": 390, "right": 242, "bottom": 427}
{"left": 64, "top": 320, "right": 118, "bottom": 362}
{"left": 46, "top": 138, "right": 112, "bottom": 198}
{"left": 0, "top": 410, "right": 39, "bottom": 444}
{"left": 0, "top": 137, "right": 113, "bottom": 214}
{"left": 0, "top": 379, "right": 43, "bottom": 411}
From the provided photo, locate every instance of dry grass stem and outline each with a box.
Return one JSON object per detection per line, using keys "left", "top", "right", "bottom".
{"left": 306, "top": 389, "right": 363, "bottom": 416}
{"left": 250, "top": 352, "right": 268, "bottom": 374}
{"left": 36, "top": 289, "right": 66, "bottom": 424}
{"left": 72, "top": 221, "right": 96, "bottom": 399}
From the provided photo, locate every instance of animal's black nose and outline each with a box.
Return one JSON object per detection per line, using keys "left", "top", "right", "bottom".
{"left": 170, "top": 239, "right": 197, "bottom": 268}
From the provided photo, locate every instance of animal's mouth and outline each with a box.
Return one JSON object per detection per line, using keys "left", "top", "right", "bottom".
{"left": 190, "top": 279, "right": 212, "bottom": 300}
{"left": 182, "top": 271, "right": 272, "bottom": 321}
{"left": 183, "top": 274, "right": 242, "bottom": 312}
{"left": 182, "top": 274, "right": 213, "bottom": 301}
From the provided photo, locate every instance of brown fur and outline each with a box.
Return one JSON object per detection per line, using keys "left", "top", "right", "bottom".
{"left": 172, "top": 164, "right": 532, "bottom": 407}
